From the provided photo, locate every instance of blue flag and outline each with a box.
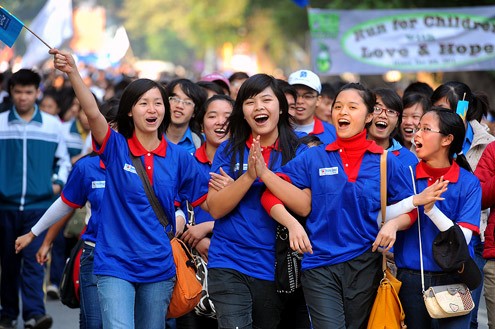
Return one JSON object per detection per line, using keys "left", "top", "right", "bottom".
{"left": 0, "top": 7, "right": 24, "bottom": 47}
{"left": 292, "top": 0, "right": 309, "bottom": 7}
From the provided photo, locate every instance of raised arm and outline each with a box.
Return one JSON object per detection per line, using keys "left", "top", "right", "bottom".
{"left": 49, "top": 49, "right": 108, "bottom": 145}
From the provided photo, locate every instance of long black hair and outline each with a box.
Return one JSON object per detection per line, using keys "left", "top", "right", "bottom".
{"left": 431, "top": 81, "right": 488, "bottom": 123}
{"left": 225, "top": 74, "right": 299, "bottom": 178}
{"left": 426, "top": 107, "right": 472, "bottom": 173}
{"left": 116, "top": 79, "right": 169, "bottom": 139}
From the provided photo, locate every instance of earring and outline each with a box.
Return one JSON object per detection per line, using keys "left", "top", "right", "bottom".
{"left": 280, "top": 110, "right": 282, "bottom": 114}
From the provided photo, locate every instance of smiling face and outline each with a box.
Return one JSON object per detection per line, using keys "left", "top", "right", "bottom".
{"left": 203, "top": 99, "right": 232, "bottom": 148}
{"left": 400, "top": 102, "right": 424, "bottom": 147}
{"left": 331, "top": 89, "right": 373, "bottom": 139}
{"left": 128, "top": 87, "right": 165, "bottom": 135}
{"left": 293, "top": 85, "right": 320, "bottom": 125}
{"left": 170, "top": 85, "right": 195, "bottom": 127}
{"left": 242, "top": 86, "right": 280, "bottom": 145}
{"left": 367, "top": 95, "right": 399, "bottom": 146}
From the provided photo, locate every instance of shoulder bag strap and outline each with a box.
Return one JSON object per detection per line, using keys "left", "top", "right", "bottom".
{"left": 131, "top": 154, "right": 173, "bottom": 240}
{"left": 380, "top": 150, "right": 388, "bottom": 274}
{"left": 408, "top": 165, "right": 425, "bottom": 292}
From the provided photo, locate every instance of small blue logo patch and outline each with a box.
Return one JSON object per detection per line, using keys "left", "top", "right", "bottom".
{"left": 319, "top": 167, "right": 338, "bottom": 176}
{"left": 300, "top": 71, "right": 307, "bottom": 78}
{"left": 123, "top": 163, "right": 137, "bottom": 174}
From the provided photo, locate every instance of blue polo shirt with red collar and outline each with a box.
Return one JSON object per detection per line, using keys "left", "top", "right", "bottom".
{"left": 277, "top": 140, "right": 413, "bottom": 271}
{"left": 92, "top": 128, "right": 208, "bottom": 282}
{"left": 394, "top": 161, "right": 481, "bottom": 272}
{"left": 61, "top": 154, "right": 105, "bottom": 244}
{"left": 208, "top": 138, "right": 307, "bottom": 281}
{"left": 309, "top": 117, "right": 336, "bottom": 145}
{"left": 192, "top": 143, "right": 215, "bottom": 224}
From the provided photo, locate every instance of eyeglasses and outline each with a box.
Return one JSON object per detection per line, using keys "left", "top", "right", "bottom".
{"left": 169, "top": 96, "right": 194, "bottom": 107}
{"left": 412, "top": 127, "right": 444, "bottom": 134}
{"left": 296, "top": 93, "right": 318, "bottom": 101}
{"left": 373, "top": 106, "right": 399, "bottom": 118}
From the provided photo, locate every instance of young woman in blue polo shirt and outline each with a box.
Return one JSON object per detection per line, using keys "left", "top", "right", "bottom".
{"left": 50, "top": 49, "right": 209, "bottom": 329}
{"left": 394, "top": 108, "right": 482, "bottom": 329}
{"left": 206, "top": 74, "right": 305, "bottom": 329}
{"left": 254, "top": 83, "right": 419, "bottom": 328}
{"left": 177, "top": 94, "right": 233, "bottom": 329}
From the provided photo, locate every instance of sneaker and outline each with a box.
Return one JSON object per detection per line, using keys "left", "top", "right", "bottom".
{"left": 46, "top": 284, "right": 60, "bottom": 300}
{"left": 24, "top": 314, "right": 52, "bottom": 329}
{"left": 0, "top": 317, "right": 17, "bottom": 329}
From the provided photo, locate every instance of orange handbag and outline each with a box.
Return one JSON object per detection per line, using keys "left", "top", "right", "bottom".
{"left": 132, "top": 155, "right": 202, "bottom": 318}
{"left": 367, "top": 151, "right": 406, "bottom": 329}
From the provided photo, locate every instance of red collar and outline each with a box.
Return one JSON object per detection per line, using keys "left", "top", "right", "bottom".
{"left": 416, "top": 160, "right": 460, "bottom": 183}
{"left": 194, "top": 143, "right": 210, "bottom": 164}
{"left": 127, "top": 132, "right": 167, "bottom": 157}
{"left": 311, "top": 117, "right": 324, "bottom": 135}
{"left": 325, "top": 130, "right": 383, "bottom": 154}
{"left": 245, "top": 133, "right": 280, "bottom": 151}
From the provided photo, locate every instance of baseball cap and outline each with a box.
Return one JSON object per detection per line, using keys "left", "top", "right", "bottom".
{"left": 432, "top": 225, "right": 482, "bottom": 290}
{"left": 288, "top": 70, "right": 322, "bottom": 94}
{"left": 201, "top": 73, "right": 230, "bottom": 94}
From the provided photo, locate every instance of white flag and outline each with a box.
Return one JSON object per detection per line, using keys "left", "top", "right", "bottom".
{"left": 21, "top": 0, "right": 73, "bottom": 68}
{"left": 106, "top": 26, "right": 130, "bottom": 65}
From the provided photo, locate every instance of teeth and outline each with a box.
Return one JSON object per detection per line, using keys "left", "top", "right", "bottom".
{"left": 214, "top": 129, "right": 226, "bottom": 133}
{"left": 376, "top": 121, "right": 388, "bottom": 128}
{"left": 338, "top": 119, "right": 350, "bottom": 124}
{"left": 404, "top": 128, "right": 414, "bottom": 133}
{"left": 296, "top": 107, "right": 305, "bottom": 112}
{"left": 255, "top": 114, "right": 268, "bottom": 120}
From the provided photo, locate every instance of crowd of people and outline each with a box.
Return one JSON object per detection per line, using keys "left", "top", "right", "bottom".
{"left": 0, "top": 48, "right": 495, "bottom": 329}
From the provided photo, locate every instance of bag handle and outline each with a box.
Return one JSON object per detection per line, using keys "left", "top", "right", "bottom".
{"left": 131, "top": 153, "right": 174, "bottom": 240}
{"left": 379, "top": 150, "right": 388, "bottom": 275}
{"left": 408, "top": 166, "right": 425, "bottom": 293}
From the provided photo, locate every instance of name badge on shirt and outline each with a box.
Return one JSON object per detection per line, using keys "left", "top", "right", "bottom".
{"left": 319, "top": 167, "right": 338, "bottom": 176}
{"left": 92, "top": 181, "right": 105, "bottom": 189}
{"left": 123, "top": 163, "right": 137, "bottom": 174}
{"left": 233, "top": 163, "right": 249, "bottom": 172}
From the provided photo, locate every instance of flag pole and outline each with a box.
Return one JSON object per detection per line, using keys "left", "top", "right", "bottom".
{"left": 23, "top": 25, "right": 52, "bottom": 49}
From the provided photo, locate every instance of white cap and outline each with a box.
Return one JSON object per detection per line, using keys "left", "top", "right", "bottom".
{"left": 288, "top": 70, "right": 321, "bottom": 94}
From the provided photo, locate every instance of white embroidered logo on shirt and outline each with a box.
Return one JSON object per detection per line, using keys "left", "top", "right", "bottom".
{"left": 319, "top": 167, "right": 338, "bottom": 176}
{"left": 91, "top": 181, "right": 105, "bottom": 189}
{"left": 123, "top": 164, "right": 137, "bottom": 174}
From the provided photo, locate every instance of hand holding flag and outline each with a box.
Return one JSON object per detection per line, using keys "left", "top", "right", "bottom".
{"left": 49, "top": 48, "right": 77, "bottom": 75}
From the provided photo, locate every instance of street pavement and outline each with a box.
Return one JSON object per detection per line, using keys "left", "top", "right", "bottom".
{"left": 15, "top": 293, "right": 490, "bottom": 328}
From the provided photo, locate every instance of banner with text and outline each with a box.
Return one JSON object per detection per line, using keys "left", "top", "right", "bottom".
{"left": 309, "top": 6, "right": 495, "bottom": 75}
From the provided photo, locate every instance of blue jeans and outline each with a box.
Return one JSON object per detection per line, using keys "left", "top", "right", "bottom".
{"left": 0, "top": 209, "right": 47, "bottom": 320}
{"left": 470, "top": 242, "right": 486, "bottom": 329}
{"left": 97, "top": 275, "right": 175, "bottom": 329}
{"left": 208, "top": 268, "right": 285, "bottom": 329}
{"left": 79, "top": 243, "right": 102, "bottom": 329}
{"left": 301, "top": 249, "right": 382, "bottom": 329}
{"left": 397, "top": 268, "right": 471, "bottom": 329}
